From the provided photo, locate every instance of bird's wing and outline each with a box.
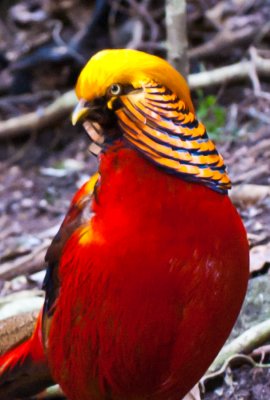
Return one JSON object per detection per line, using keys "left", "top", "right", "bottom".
{"left": 42, "top": 171, "right": 99, "bottom": 342}
{"left": 0, "top": 172, "right": 99, "bottom": 399}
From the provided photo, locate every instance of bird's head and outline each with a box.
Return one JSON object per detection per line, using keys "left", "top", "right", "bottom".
{"left": 72, "top": 49, "right": 230, "bottom": 193}
{"left": 73, "top": 49, "right": 193, "bottom": 114}
{"left": 72, "top": 49, "right": 194, "bottom": 146}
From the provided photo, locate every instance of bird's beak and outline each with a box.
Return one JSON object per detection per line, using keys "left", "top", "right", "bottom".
{"left": 71, "top": 99, "right": 90, "bottom": 126}
{"left": 71, "top": 98, "right": 106, "bottom": 155}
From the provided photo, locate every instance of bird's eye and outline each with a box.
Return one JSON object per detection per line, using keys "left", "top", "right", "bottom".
{"left": 109, "top": 84, "right": 122, "bottom": 96}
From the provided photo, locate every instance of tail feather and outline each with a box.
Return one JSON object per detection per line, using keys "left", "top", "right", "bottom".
{"left": 0, "top": 312, "right": 53, "bottom": 399}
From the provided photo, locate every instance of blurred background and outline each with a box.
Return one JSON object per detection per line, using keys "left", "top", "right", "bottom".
{"left": 0, "top": 1, "right": 270, "bottom": 399}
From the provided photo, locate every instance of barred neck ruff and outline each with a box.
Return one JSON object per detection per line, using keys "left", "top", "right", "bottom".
{"left": 116, "top": 82, "right": 231, "bottom": 194}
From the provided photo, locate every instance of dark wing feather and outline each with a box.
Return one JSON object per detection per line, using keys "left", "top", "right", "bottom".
{"left": 42, "top": 172, "right": 99, "bottom": 337}
{"left": 0, "top": 172, "right": 99, "bottom": 399}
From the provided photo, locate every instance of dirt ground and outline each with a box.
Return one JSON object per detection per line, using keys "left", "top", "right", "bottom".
{"left": 205, "top": 365, "right": 270, "bottom": 400}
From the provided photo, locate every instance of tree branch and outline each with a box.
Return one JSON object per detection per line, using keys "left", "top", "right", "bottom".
{"left": 0, "top": 90, "right": 76, "bottom": 139}
{"left": 208, "top": 319, "right": 270, "bottom": 373}
{"left": 189, "top": 53, "right": 270, "bottom": 89}
{"left": 165, "top": 0, "right": 189, "bottom": 78}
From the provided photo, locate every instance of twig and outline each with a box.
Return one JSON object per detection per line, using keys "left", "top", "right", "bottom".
{"left": 189, "top": 53, "right": 270, "bottom": 89}
{"left": 249, "top": 47, "right": 270, "bottom": 101}
{"left": 50, "top": 19, "right": 85, "bottom": 65}
{"left": 189, "top": 25, "right": 257, "bottom": 60}
{"left": 0, "top": 224, "right": 58, "bottom": 280}
{"left": 246, "top": 106, "right": 270, "bottom": 125}
{"left": 233, "top": 165, "right": 269, "bottom": 184}
{"left": 208, "top": 319, "right": 270, "bottom": 373}
{"left": 248, "top": 47, "right": 261, "bottom": 94}
{"left": 126, "top": 19, "right": 144, "bottom": 49}
{"left": 201, "top": 353, "right": 270, "bottom": 393}
{"left": 128, "top": 0, "right": 159, "bottom": 43}
{"left": 251, "top": 344, "right": 270, "bottom": 361}
{"left": 203, "top": 354, "right": 257, "bottom": 386}
{"left": 0, "top": 311, "right": 38, "bottom": 355}
{"left": 0, "top": 241, "right": 49, "bottom": 280}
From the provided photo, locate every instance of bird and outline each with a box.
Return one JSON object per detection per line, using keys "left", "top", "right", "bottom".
{"left": 0, "top": 49, "right": 249, "bottom": 400}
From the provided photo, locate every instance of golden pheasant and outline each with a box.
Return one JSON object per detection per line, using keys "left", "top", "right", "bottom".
{"left": 0, "top": 49, "right": 249, "bottom": 400}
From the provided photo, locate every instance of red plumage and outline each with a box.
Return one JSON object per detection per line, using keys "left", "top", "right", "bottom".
{"left": 47, "top": 145, "right": 249, "bottom": 400}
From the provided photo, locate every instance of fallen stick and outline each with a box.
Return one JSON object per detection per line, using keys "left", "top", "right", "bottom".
{"left": 208, "top": 319, "right": 270, "bottom": 373}
{"left": 0, "top": 90, "right": 76, "bottom": 139}
{"left": 189, "top": 54, "right": 270, "bottom": 89}
{"left": 0, "top": 311, "right": 39, "bottom": 355}
{"left": 0, "top": 241, "right": 49, "bottom": 280}
{"left": 188, "top": 25, "right": 258, "bottom": 60}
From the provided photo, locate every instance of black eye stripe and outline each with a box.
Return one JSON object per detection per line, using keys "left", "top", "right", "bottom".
{"left": 110, "top": 97, "right": 123, "bottom": 111}
{"left": 122, "top": 84, "right": 136, "bottom": 94}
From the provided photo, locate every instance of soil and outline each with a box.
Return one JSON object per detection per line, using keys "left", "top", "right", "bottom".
{"left": 205, "top": 365, "right": 270, "bottom": 400}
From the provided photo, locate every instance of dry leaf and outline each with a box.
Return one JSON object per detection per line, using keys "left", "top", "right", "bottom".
{"left": 230, "top": 184, "right": 270, "bottom": 205}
